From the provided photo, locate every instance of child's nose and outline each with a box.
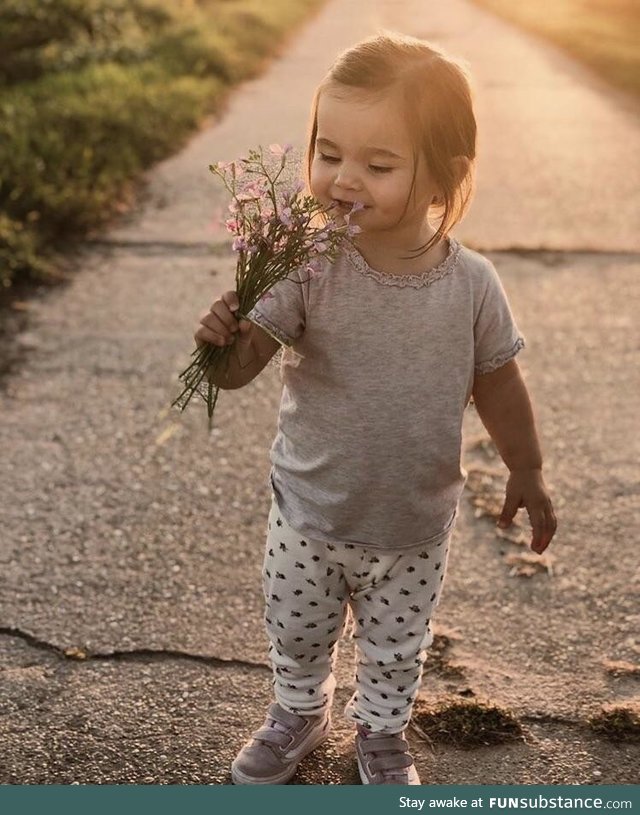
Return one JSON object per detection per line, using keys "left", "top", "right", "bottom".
{"left": 334, "top": 163, "right": 361, "bottom": 190}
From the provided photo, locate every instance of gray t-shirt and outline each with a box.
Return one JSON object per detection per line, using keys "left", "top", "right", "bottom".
{"left": 248, "top": 236, "right": 524, "bottom": 550}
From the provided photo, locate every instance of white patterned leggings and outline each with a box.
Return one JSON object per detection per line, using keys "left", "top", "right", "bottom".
{"left": 262, "top": 496, "right": 451, "bottom": 734}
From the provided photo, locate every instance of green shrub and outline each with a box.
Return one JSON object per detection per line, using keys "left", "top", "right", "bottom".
{"left": 0, "top": 0, "right": 167, "bottom": 85}
{"left": 0, "top": 0, "right": 324, "bottom": 287}
{"left": 1, "top": 65, "right": 217, "bottom": 232}
{"left": 0, "top": 214, "right": 53, "bottom": 287}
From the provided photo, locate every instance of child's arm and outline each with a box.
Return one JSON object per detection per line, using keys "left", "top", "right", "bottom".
{"left": 471, "top": 359, "right": 557, "bottom": 554}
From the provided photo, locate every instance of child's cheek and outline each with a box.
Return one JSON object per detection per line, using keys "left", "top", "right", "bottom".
{"left": 309, "top": 171, "right": 330, "bottom": 205}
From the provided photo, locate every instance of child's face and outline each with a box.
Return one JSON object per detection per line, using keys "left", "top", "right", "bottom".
{"left": 310, "top": 86, "right": 437, "bottom": 239}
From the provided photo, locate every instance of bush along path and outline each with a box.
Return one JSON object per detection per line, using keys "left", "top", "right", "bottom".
{"left": 0, "top": 0, "right": 326, "bottom": 289}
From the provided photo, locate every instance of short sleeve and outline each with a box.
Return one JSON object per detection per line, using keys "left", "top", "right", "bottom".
{"left": 246, "top": 269, "right": 306, "bottom": 347}
{"left": 474, "top": 260, "right": 525, "bottom": 374}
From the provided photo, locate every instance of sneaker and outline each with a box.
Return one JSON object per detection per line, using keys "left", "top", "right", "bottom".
{"left": 355, "top": 725, "right": 421, "bottom": 784}
{"left": 231, "top": 702, "right": 331, "bottom": 784}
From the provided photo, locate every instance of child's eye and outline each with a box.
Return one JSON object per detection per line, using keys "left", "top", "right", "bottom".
{"left": 369, "top": 165, "right": 393, "bottom": 174}
{"left": 318, "top": 152, "right": 340, "bottom": 164}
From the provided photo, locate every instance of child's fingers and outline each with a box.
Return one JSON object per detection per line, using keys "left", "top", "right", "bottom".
{"left": 195, "top": 315, "right": 227, "bottom": 346}
{"left": 220, "top": 290, "right": 241, "bottom": 314}
{"left": 530, "top": 515, "right": 548, "bottom": 553}
{"left": 497, "top": 494, "right": 522, "bottom": 528}
{"left": 194, "top": 324, "right": 231, "bottom": 347}
{"left": 210, "top": 298, "right": 240, "bottom": 333}
{"left": 194, "top": 294, "right": 243, "bottom": 346}
{"left": 530, "top": 502, "right": 557, "bottom": 553}
{"left": 236, "top": 319, "right": 254, "bottom": 349}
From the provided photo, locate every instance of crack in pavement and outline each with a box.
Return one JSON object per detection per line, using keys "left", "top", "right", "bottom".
{"left": 80, "top": 239, "right": 640, "bottom": 261}
{"left": 520, "top": 712, "right": 583, "bottom": 727}
{"left": 0, "top": 626, "right": 270, "bottom": 672}
{"left": 82, "top": 239, "right": 229, "bottom": 257}
{"left": 474, "top": 247, "right": 639, "bottom": 259}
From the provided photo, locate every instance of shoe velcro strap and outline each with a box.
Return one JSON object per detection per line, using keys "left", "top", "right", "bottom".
{"left": 253, "top": 726, "right": 291, "bottom": 748}
{"left": 267, "top": 703, "right": 308, "bottom": 730}
{"left": 360, "top": 737, "right": 409, "bottom": 755}
{"left": 369, "top": 752, "right": 414, "bottom": 773}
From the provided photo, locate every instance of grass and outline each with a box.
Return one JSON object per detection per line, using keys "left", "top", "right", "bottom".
{"left": 468, "top": 0, "right": 640, "bottom": 96}
{"left": 0, "top": 0, "right": 325, "bottom": 288}
{"left": 411, "top": 697, "right": 524, "bottom": 748}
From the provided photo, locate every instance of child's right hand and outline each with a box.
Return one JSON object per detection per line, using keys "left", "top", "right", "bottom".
{"left": 194, "top": 290, "right": 253, "bottom": 350}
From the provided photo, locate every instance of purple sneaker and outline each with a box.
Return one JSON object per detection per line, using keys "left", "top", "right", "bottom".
{"left": 231, "top": 702, "right": 331, "bottom": 784}
{"left": 356, "top": 725, "right": 421, "bottom": 784}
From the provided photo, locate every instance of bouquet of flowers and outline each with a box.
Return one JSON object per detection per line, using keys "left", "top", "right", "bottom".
{"left": 172, "top": 144, "right": 360, "bottom": 428}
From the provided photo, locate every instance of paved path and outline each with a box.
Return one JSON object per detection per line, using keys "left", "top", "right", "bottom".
{"left": 1, "top": 0, "right": 638, "bottom": 784}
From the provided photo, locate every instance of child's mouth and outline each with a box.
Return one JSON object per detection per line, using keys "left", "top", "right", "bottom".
{"left": 331, "top": 199, "right": 366, "bottom": 215}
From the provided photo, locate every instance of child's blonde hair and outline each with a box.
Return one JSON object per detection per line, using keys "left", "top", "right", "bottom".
{"left": 306, "top": 32, "right": 477, "bottom": 255}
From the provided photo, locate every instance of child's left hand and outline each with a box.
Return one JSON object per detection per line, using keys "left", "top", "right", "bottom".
{"left": 497, "top": 469, "right": 557, "bottom": 554}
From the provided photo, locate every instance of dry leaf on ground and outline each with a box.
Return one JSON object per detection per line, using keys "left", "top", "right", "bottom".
{"left": 504, "top": 551, "right": 554, "bottom": 577}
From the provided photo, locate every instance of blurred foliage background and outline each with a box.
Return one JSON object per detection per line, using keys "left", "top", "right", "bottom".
{"left": 0, "top": 0, "right": 323, "bottom": 288}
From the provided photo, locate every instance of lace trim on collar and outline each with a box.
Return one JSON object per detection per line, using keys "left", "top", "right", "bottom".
{"left": 345, "top": 237, "right": 461, "bottom": 289}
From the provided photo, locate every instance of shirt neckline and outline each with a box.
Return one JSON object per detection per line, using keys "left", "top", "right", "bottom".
{"left": 345, "top": 236, "right": 462, "bottom": 289}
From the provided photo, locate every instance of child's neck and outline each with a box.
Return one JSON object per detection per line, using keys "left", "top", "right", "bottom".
{"left": 353, "top": 227, "right": 449, "bottom": 277}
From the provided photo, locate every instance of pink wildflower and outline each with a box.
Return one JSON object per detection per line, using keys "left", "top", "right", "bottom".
{"left": 268, "top": 143, "right": 293, "bottom": 157}
{"left": 237, "top": 180, "right": 267, "bottom": 201}
{"left": 344, "top": 201, "right": 366, "bottom": 224}
{"left": 174, "top": 143, "right": 355, "bottom": 426}
{"left": 279, "top": 207, "right": 293, "bottom": 228}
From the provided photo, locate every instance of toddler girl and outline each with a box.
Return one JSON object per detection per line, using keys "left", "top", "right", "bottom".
{"left": 195, "top": 32, "right": 557, "bottom": 785}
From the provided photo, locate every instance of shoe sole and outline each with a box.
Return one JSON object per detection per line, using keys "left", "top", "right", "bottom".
{"left": 357, "top": 754, "right": 421, "bottom": 785}
{"left": 231, "top": 722, "right": 330, "bottom": 785}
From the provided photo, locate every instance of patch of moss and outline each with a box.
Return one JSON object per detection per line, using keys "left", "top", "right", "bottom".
{"left": 589, "top": 701, "right": 640, "bottom": 743}
{"left": 412, "top": 697, "right": 524, "bottom": 748}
